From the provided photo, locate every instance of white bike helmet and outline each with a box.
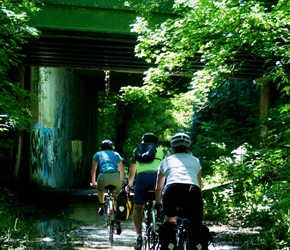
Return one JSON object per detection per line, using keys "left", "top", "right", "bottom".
{"left": 170, "top": 133, "right": 191, "bottom": 147}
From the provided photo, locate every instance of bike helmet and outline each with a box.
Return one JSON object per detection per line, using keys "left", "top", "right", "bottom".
{"left": 141, "top": 133, "right": 158, "bottom": 144}
{"left": 170, "top": 133, "right": 191, "bottom": 147}
{"left": 101, "top": 139, "right": 113, "bottom": 150}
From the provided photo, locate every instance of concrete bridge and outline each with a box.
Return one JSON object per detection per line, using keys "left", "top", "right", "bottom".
{"left": 23, "top": 0, "right": 264, "bottom": 82}
{"left": 22, "top": 0, "right": 178, "bottom": 89}
{"left": 15, "top": 0, "right": 179, "bottom": 190}
{"left": 11, "top": 0, "right": 265, "bottom": 190}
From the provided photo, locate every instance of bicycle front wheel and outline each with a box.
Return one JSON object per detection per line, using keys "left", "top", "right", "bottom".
{"left": 147, "top": 209, "right": 158, "bottom": 250}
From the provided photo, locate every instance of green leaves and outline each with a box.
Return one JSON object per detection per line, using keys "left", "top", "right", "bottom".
{"left": 131, "top": 0, "right": 290, "bottom": 96}
{"left": 0, "top": 0, "right": 40, "bottom": 131}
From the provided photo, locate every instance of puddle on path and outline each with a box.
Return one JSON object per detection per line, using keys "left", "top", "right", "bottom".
{"left": 27, "top": 189, "right": 244, "bottom": 250}
{"left": 29, "top": 189, "right": 136, "bottom": 249}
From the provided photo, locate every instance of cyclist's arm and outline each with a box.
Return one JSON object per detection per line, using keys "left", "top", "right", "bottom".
{"left": 127, "top": 162, "right": 137, "bottom": 188}
{"left": 91, "top": 160, "right": 98, "bottom": 187}
{"left": 198, "top": 170, "right": 202, "bottom": 191}
{"left": 155, "top": 170, "right": 166, "bottom": 204}
{"left": 118, "top": 161, "right": 125, "bottom": 184}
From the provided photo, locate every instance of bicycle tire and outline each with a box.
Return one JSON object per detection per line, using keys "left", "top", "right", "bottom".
{"left": 147, "top": 209, "right": 158, "bottom": 250}
{"left": 177, "top": 229, "right": 192, "bottom": 250}
{"left": 107, "top": 199, "right": 115, "bottom": 244}
{"left": 142, "top": 206, "right": 149, "bottom": 250}
{"left": 176, "top": 230, "right": 185, "bottom": 250}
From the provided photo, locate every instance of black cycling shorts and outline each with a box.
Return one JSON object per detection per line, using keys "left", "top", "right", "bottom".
{"left": 162, "top": 183, "right": 203, "bottom": 225}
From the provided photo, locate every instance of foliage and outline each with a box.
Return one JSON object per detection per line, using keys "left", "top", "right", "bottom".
{"left": 191, "top": 79, "right": 260, "bottom": 174}
{"left": 115, "top": 85, "right": 192, "bottom": 158}
{"left": 131, "top": 0, "right": 290, "bottom": 96}
{"left": 97, "top": 91, "right": 119, "bottom": 145}
{"left": 0, "top": 0, "right": 40, "bottom": 132}
{"left": 201, "top": 98, "right": 290, "bottom": 248}
{"left": 123, "top": 0, "right": 173, "bottom": 17}
{"left": 0, "top": 188, "right": 29, "bottom": 248}
{"left": 129, "top": 0, "right": 290, "bottom": 248}
{"left": 0, "top": 0, "right": 41, "bottom": 177}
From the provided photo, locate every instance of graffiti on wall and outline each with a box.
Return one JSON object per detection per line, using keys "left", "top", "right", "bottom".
{"left": 30, "top": 123, "right": 54, "bottom": 183}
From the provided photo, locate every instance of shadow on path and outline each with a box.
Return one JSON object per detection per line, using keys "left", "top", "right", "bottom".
{"left": 28, "top": 188, "right": 136, "bottom": 249}
{"left": 26, "top": 188, "right": 251, "bottom": 250}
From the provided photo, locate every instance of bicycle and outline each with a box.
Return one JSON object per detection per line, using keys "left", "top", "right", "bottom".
{"left": 175, "top": 216, "right": 193, "bottom": 250}
{"left": 103, "top": 184, "right": 121, "bottom": 244}
{"left": 142, "top": 185, "right": 160, "bottom": 250}
{"left": 157, "top": 207, "right": 210, "bottom": 250}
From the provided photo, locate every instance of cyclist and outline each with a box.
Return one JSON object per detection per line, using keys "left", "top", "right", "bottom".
{"left": 91, "top": 139, "right": 125, "bottom": 234}
{"left": 155, "top": 132, "right": 203, "bottom": 250}
{"left": 126, "top": 133, "right": 165, "bottom": 250}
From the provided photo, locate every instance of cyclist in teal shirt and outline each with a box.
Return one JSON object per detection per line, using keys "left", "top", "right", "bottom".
{"left": 91, "top": 140, "right": 125, "bottom": 218}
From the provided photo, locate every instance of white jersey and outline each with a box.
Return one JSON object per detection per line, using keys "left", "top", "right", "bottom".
{"left": 158, "top": 153, "right": 201, "bottom": 188}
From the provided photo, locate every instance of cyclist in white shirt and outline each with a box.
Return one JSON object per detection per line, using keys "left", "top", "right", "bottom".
{"left": 155, "top": 132, "right": 203, "bottom": 250}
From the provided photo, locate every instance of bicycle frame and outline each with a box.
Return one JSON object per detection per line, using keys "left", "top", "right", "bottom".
{"left": 103, "top": 185, "right": 117, "bottom": 244}
{"left": 142, "top": 185, "right": 159, "bottom": 250}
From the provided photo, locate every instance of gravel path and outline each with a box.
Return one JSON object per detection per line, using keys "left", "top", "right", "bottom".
{"left": 28, "top": 189, "right": 245, "bottom": 250}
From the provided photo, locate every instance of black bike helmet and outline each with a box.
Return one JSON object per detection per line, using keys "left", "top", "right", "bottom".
{"left": 170, "top": 133, "right": 191, "bottom": 147}
{"left": 101, "top": 139, "right": 113, "bottom": 150}
{"left": 141, "top": 133, "right": 158, "bottom": 144}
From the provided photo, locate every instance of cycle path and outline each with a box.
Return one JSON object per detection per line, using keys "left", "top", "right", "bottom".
{"left": 29, "top": 188, "right": 239, "bottom": 249}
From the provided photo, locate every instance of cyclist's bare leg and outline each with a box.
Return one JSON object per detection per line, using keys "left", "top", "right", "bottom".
{"left": 133, "top": 203, "right": 144, "bottom": 234}
{"left": 164, "top": 215, "right": 176, "bottom": 223}
{"left": 98, "top": 189, "right": 105, "bottom": 204}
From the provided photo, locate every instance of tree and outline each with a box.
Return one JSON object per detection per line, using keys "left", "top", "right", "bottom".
{"left": 0, "top": 0, "right": 40, "bottom": 131}
{"left": 130, "top": 0, "right": 290, "bottom": 248}
{"left": 131, "top": 0, "right": 290, "bottom": 101}
{"left": 0, "top": 0, "right": 40, "bottom": 183}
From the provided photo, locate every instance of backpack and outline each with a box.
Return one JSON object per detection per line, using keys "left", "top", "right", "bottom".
{"left": 116, "top": 188, "right": 132, "bottom": 221}
{"left": 135, "top": 143, "right": 158, "bottom": 163}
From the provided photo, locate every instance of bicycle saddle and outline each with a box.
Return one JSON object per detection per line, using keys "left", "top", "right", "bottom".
{"left": 146, "top": 184, "right": 155, "bottom": 200}
{"left": 104, "top": 184, "right": 116, "bottom": 191}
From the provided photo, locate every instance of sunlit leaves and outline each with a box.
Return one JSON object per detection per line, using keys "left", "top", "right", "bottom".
{"left": 0, "top": 0, "right": 40, "bottom": 131}
{"left": 131, "top": 0, "right": 290, "bottom": 98}
{"left": 130, "top": 1, "right": 290, "bottom": 247}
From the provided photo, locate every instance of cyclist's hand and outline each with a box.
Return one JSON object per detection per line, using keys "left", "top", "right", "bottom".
{"left": 91, "top": 181, "right": 98, "bottom": 188}
{"left": 125, "top": 185, "right": 132, "bottom": 193}
{"left": 154, "top": 203, "right": 162, "bottom": 210}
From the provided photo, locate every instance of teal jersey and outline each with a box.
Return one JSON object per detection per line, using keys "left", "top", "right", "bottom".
{"left": 93, "top": 150, "right": 122, "bottom": 173}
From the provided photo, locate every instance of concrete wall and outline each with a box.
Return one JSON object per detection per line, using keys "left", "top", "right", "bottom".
{"left": 30, "top": 67, "right": 98, "bottom": 189}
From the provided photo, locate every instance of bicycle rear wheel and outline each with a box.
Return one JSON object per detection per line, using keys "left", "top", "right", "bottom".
{"left": 177, "top": 229, "right": 192, "bottom": 250}
{"left": 107, "top": 199, "right": 115, "bottom": 244}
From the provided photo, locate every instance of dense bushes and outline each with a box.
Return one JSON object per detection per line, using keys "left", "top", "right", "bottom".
{"left": 195, "top": 84, "right": 290, "bottom": 248}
